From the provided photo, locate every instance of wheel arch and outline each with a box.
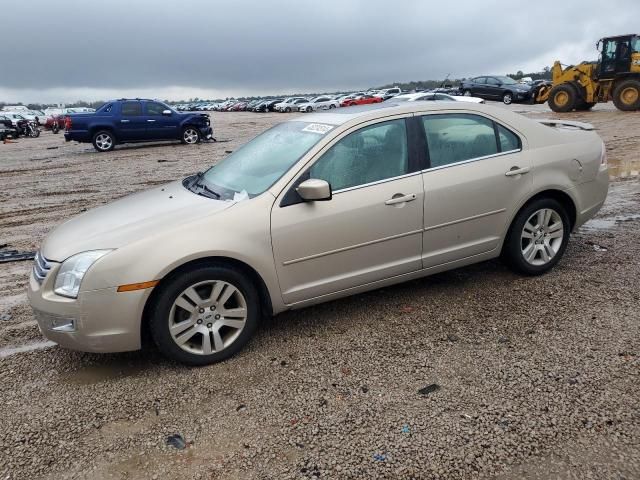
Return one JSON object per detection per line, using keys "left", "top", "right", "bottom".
{"left": 140, "top": 256, "right": 274, "bottom": 346}
{"left": 501, "top": 188, "right": 578, "bottom": 255}
{"left": 89, "top": 125, "right": 116, "bottom": 139}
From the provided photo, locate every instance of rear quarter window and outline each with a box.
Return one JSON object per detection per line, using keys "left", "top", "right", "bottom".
{"left": 497, "top": 124, "right": 521, "bottom": 152}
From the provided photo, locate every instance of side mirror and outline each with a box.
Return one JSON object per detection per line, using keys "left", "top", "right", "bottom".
{"left": 162, "top": 109, "right": 172, "bottom": 116}
{"left": 296, "top": 179, "right": 332, "bottom": 202}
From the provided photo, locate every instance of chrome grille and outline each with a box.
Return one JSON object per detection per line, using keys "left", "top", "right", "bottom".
{"left": 33, "top": 251, "right": 52, "bottom": 284}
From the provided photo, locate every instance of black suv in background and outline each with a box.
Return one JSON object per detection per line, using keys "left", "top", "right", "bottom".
{"left": 460, "top": 76, "right": 532, "bottom": 104}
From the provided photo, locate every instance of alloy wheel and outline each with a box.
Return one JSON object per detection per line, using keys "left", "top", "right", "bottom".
{"left": 183, "top": 128, "right": 199, "bottom": 144}
{"left": 521, "top": 208, "right": 564, "bottom": 266}
{"left": 95, "top": 133, "right": 113, "bottom": 150}
{"left": 168, "top": 280, "right": 248, "bottom": 356}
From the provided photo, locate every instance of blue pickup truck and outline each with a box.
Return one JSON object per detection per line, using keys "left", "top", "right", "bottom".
{"left": 64, "top": 99, "right": 213, "bottom": 152}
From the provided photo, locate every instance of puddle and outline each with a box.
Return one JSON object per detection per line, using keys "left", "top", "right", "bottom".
{"left": 0, "top": 340, "right": 56, "bottom": 358}
{"left": 580, "top": 214, "right": 640, "bottom": 232}
{"left": 61, "top": 360, "right": 147, "bottom": 385}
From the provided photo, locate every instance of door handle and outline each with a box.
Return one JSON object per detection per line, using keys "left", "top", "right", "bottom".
{"left": 147, "top": 119, "right": 156, "bottom": 122}
{"left": 120, "top": 119, "right": 130, "bottom": 123}
{"left": 505, "top": 166, "right": 530, "bottom": 176}
{"left": 385, "top": 193, "right": 417, "bottom": 205}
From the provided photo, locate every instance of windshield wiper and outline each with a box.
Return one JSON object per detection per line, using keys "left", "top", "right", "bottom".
{"left": 189, "top": 172, "right": 221, "bottom": 199}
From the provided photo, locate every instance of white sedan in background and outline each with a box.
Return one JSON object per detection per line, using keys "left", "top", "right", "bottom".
{"left": 297, "top": 96, "right": 340, "bottom": 112}
{"left": 393, "top": 92, "right": 485, "bottom": 104}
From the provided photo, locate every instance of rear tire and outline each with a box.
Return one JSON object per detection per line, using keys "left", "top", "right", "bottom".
{"left": 502, "top": 198, "right": 571, "bottom": 276}
{"left": 149, "top": 264, "right": 261, "bottom": 366}
{"left": 612, "top": 79, "right": 640, "bottom": 111}
{"left": 285, "top": 107, "right": 291, "bottom": 113}
{"left": 92, "top": 130, "right": 115, "bottom": 152}
{"left": 548, "top": 84, "right": 578, "bottom": 112}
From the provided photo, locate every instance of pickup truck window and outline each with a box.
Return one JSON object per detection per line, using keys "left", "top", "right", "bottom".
{"left": 122, "top": 102, "right": 142, "bottom": 116}
{"left": 146, "top": 102, "right": 167, "bottom": 116}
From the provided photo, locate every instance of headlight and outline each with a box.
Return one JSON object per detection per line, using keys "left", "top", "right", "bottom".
{"left": 54, "top": 250, "right": 112, "bottom": 298}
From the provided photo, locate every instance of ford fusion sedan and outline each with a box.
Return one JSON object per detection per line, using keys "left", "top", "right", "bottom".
{"left": 28, "top": 102, "right": 609, "bottom": 365}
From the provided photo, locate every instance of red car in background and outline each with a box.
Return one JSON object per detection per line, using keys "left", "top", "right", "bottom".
{"left": 44, "top": 115, "right": 66, "bottom": 131}
{"left": 340, "top": 94, "right": 383, "bottom": 107}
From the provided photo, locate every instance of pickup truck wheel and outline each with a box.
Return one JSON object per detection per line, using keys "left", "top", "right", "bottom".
{"left": 181, "top": 127, "right": 200, "bottom": 145}
{"left": 92, "top": 131, "right": 115, "bottom": 152}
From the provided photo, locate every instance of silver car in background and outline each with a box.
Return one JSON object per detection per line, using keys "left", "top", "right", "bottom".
{"left": 275, "top": 97, "right": 309, "bottom": 112}
{"left": 28, "top": 102, "right": 608, "bottom": 365}
{"left": 297, "top": 96, "right": 340, "bottom": 112}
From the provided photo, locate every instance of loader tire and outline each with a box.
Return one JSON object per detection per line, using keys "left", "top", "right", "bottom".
{"left": 548, "top": 84, "right": 578, "bottom": 113}
{"left": 612, "top": 79, "right": 640, "bottom": 111}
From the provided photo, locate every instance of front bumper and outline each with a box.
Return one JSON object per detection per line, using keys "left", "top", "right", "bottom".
{"left": 199, "top": 125, "right": 213, "bottom": 139}
{"left": 27, "top": 262, "right": 148, "bottom": 353}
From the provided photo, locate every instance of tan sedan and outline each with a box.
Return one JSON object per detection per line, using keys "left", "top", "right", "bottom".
{"left": 28, "top": 102, "right": 609, "bottom": 365}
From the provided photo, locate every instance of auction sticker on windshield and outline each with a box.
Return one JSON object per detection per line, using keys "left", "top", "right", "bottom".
{"left": 302, "top": 123, "right": 334, "bottom": 135}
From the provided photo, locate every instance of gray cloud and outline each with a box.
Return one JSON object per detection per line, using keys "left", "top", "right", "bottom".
{"left": 3, "top": 0, "right": 639, "bottom": 101}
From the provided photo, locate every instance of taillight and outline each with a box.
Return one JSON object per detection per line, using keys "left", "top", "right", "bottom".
{"left": 64, "top": 116, "right": 72, "bottom": 130}
{"left": 600, "top": 142, "right": 607, "bottom": 166}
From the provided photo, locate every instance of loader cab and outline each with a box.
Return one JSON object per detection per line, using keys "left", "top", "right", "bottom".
{"left": 598, "top": 34, "right": 639, "bottom": 78}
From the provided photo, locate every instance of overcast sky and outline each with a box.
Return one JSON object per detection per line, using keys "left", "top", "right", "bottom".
{"left": 2, "top": 0, "right": 638, "bottom": 103}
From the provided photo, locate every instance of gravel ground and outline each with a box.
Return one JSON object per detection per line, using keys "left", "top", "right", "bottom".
{"left": 0, "top": 105, "right": 639, "bottom": 479}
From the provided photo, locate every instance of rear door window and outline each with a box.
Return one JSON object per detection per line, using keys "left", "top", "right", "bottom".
{"left": 121, "top": 102, "right": 142, "bottom": 116}
{"left": 420, "top": 114, "right": 499, "bottom": 168}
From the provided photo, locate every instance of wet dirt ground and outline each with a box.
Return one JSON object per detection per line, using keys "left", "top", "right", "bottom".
{"left": 0, "top": 105, "right": 639, "bottom": 479}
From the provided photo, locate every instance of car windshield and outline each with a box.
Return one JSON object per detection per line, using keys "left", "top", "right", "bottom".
{"left": 200, "top": 121, "right": 333, "bottom": 198}
{"left": 495, "top": 76, "right": 517, "bottom": 85}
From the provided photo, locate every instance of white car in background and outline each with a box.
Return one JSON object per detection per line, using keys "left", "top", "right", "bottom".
{"left": 2, "top": 105, "right": 29, "bottom": 112}
{"left": 4, "top": 110, "right": 40, "bottom": 123}
{"left": 0, "top": 112, "right": 27, "bottom": 127}
{"left": 275, "top": 97, "right": 309, "bottom": 112}
{"left": 297, "top": 96, "right": 340, "bottom": 112}
{"left": 393, "top": 92, "right": 485, "bottom": 104}
{"left": 375, "top": 87, "right": 402, "bottom": 99}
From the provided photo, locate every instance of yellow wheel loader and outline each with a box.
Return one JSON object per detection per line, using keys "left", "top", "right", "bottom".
{"left": 533, "top": 34, "right": 640, "bottom": 112}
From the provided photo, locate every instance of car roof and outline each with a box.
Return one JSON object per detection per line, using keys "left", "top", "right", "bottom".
{"left": 289, "top": 101, "right": 524, "bottom": 127}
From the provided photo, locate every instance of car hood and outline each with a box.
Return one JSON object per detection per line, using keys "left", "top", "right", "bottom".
{"left": 42, "top": 180, "right": 235, "bottom": 262}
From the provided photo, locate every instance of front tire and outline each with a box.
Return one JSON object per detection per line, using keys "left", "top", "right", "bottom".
{"left": 548, "top": 84, "right": 577, "bottom": 112}
{"left": 612, "top": 79, "right": 640, "bottom": 111}
{"left": 92, "top": 130, "right": 115, "bottom": 152}
{"left": 503, "top": 198, "right": 570, "bottom": 276}
{"left": 502, "top": 92, "right": 513, "bottom": 105}
{"left": 181, "top": 126, "right": 200, "bottom": 145}
{"left": 149, "top": 265, "right": 261, "bottom": 366}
